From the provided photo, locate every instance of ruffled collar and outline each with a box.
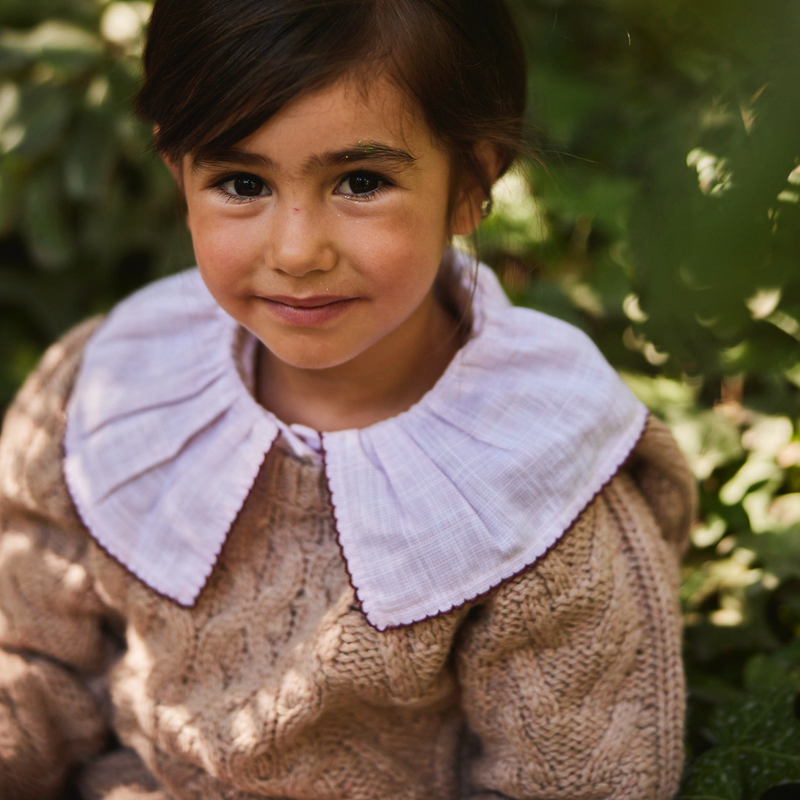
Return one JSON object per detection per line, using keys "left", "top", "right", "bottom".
{"left": 64, "top": 251, "right": 646, "bottom": 630}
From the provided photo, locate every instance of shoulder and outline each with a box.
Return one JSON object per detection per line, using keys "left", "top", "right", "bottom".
{"left": 457, "top": 451, "right": 689, "bottom": 665}
{"left": 0, "top": 268, "right": 209, "bottom": 519}
{"left": 466, "top": 415, "right": 694, "bottom": 626}
{"left": 453, "top": 424, "right": 690, "bottom": 799}
{"left": 86, "top": 268, "right": 214, "bottom": 343}
{"left": 626, "top": 413, "right": 697, "bottom": 556}
{"left": 0, "top": 317, "right": 104, "bottom": 521}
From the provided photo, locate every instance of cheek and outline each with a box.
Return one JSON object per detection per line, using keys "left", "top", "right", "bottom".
{"left": 361, "top": 198, "right": 449, "bottom": 296}
{"left": 189, "top": 209, "right": 262, "bottom": 281}
{"left": 359, "top": 247, "right": 444, "bottom": 329}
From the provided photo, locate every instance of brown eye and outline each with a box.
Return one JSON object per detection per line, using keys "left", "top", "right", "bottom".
{"left": 338, "top": 171, "right": 386, "bottom": 198}
{"left": 348, "top": 173, "right": 380, "bottom": 194}
{"left": 217, "top": 173, "right": 270, "bottom": 202}
{"left": 233, "top": 175, "right": 264, "bottom": 196}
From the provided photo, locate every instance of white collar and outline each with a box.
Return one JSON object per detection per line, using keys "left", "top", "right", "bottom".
{"left": 64, "top": 251, "right": 646, "bottom": 629}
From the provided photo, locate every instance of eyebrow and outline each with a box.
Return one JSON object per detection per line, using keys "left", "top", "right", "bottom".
{"left": 191, "top": 141, "right": 418, "bottom": 175}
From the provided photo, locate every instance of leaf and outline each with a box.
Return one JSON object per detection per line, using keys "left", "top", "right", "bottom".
{"left": 6, "top": 84, "right": 72, "bottom": 158}
{"left": 0, "top": 21, "right": 102, "bottom": 79}
{"left": 722, "top": 324, "right": 800, "bottom": 377}
{"left": 743, "top": 654, "right": 800, "bottom": 695}
{"left": 63, "top": 109, "right": 117, "bottom": 200}
{"left": 720, "top": 457, "right": 783, "bottom": 506}
{"left": 681, "top": 687, "right": 800, "bottom": 800}
{"left": 516, "top": 278, "right": 590, "bottom": 331}
{"left": 680, "top": 747, "right": 743, "bottom": 800}
{"left": 688, "top": 669, "right": 748, "bottom": 706}
{"left": 21, "top": 164, "right": 74, "bottom": 270}
{"left": 736, "top": 530, "right": 800, "bottom": 582}
{"left": 670, "top": 410, "right": 744, "bottom": 481}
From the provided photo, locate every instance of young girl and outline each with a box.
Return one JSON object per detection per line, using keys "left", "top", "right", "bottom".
{"left": 0, "top": 0, "right": 696, "bottom": 798}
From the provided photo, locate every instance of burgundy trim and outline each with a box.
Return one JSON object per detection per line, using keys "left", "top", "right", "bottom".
{"left": 66, "top": 486, "right": 190, "bottom": 611}
{"left": 63, "top": 405, "right": 650, "bottom": 627}
{"left": 318, "top": 433, "right": 367, "bottom": 618}
{"left": 60, "top": 314, "right": 651, "bottom": 628}
{"left": 61, "top": 317, "right": 279, "bottom": 612}
{"left": 319, "top": 412, "right": 651, "bottom": 632}
{"left": 62, "top": 448, "right": 277, "bottom": 613}
{"left": 188, "top": 445, "right": 273, "bottom": 608}
{"left": 55, "top": 330, "right": 195, "bottom": 611}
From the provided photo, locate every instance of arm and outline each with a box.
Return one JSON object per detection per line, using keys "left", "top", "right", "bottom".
{"left": 0, "top": 320, "right": 117, "bottom": 799}
{"left": 456, "top": 430, "right": 693, "bottom": 799}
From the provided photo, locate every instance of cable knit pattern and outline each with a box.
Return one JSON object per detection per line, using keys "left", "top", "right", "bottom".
{"left": 0, "top": 328, "right": 695, "bottom": 800}
{"left": 457, "top": 471, "right": 686, "bottom": 798}
{"left": 0, "top": 318, "right": 112, "bottom": 799}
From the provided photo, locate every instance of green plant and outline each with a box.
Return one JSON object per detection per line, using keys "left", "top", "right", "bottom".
{"left": 2, "top": 0, "right": 800, "bottom": 793}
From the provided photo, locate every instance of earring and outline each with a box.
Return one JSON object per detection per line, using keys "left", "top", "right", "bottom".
{"left": 480, "top": 196, "right": 493, "bottom": 219}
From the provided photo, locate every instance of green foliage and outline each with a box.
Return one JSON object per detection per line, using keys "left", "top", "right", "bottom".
{"left": 1, "top": 0, "right": 800, "bottom": 794}
{"left": 492, "top": 0, "right": 800, "bottom": 794}
{"left": 0, "top": 0, "right": 192, "bottom": 409}
{"left": 680, "top": 684, "right": 800, "bottom": 799}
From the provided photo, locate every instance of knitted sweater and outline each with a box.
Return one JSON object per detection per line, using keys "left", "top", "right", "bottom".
{"left": 0, "top": 318, "right": 696, "bottom": 800}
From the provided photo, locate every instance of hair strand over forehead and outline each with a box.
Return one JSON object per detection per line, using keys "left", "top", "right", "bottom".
{"left": 136, "top": 0, "right": 527, "bottom": 200}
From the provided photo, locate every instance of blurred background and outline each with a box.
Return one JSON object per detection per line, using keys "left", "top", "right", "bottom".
{"left": 1, "top": 0, "right": 799, "bottom": 795}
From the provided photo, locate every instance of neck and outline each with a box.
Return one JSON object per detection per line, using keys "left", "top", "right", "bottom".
{"left": 256, "top": 292, "right": 462, "bottom": 431}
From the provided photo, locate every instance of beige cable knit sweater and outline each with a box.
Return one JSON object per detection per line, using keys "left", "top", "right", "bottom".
{"left": 0, "top": 319, "right": 696, "bottom": 800}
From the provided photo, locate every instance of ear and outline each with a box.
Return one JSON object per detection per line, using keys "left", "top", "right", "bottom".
{"left": 449, "top": 142, "right": 504, "bottom": 237}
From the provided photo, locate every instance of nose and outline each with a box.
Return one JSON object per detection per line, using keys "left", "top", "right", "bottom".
{"left": 267, "top": 201, "right": 337, "bottom": 277}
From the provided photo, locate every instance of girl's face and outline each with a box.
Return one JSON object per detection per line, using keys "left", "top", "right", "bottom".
{"left": 177, "top": 75, "right": 480, "bottom": 373}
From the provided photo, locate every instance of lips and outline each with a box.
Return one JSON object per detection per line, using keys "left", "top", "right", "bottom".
{"left": 259, "top": 294, "right": 359, "bottom": 326}
{"left": 263, "top": 294, "right": 353, "bottom": 308}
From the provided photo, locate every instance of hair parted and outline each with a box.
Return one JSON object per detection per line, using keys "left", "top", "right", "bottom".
{"left": 135, "top": 0, "right": 527, "bottom": 205}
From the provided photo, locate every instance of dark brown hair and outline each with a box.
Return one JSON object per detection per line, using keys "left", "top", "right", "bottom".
{"left": 135, "top": 0, "right": 527, "bottom": 211}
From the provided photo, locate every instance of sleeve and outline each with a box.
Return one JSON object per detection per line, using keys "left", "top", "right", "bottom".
{"left": 626, "top": 415, "right": 697, "bottom": 560}
{"left": 455, "top": 420, "right": 695, "bottom": 800}
{"left": 0, "top": 319, "right": 120, "bottom": 799}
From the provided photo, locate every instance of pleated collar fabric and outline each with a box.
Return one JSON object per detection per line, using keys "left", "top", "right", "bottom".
{"left": 64, "top": 253, "right": 647, "bottom": 629}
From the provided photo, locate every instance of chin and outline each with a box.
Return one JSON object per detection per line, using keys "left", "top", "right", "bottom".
{"left": 263, "top": 343, "right": 363, "bottom": 372}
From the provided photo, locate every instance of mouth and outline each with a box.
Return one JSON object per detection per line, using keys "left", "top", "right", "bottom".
{"left": 263, "top": 294, "right": 355, "bottom": 308}
{"left": 259, "top": 294, "right": 359, "bottom": 326}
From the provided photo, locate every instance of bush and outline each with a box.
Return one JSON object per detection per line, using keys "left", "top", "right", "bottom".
{"left": 0, "top": 0, "right": 191, "bottom": 409}
{"left": 2, "top": 1, "right": 799, "bottom": 794}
